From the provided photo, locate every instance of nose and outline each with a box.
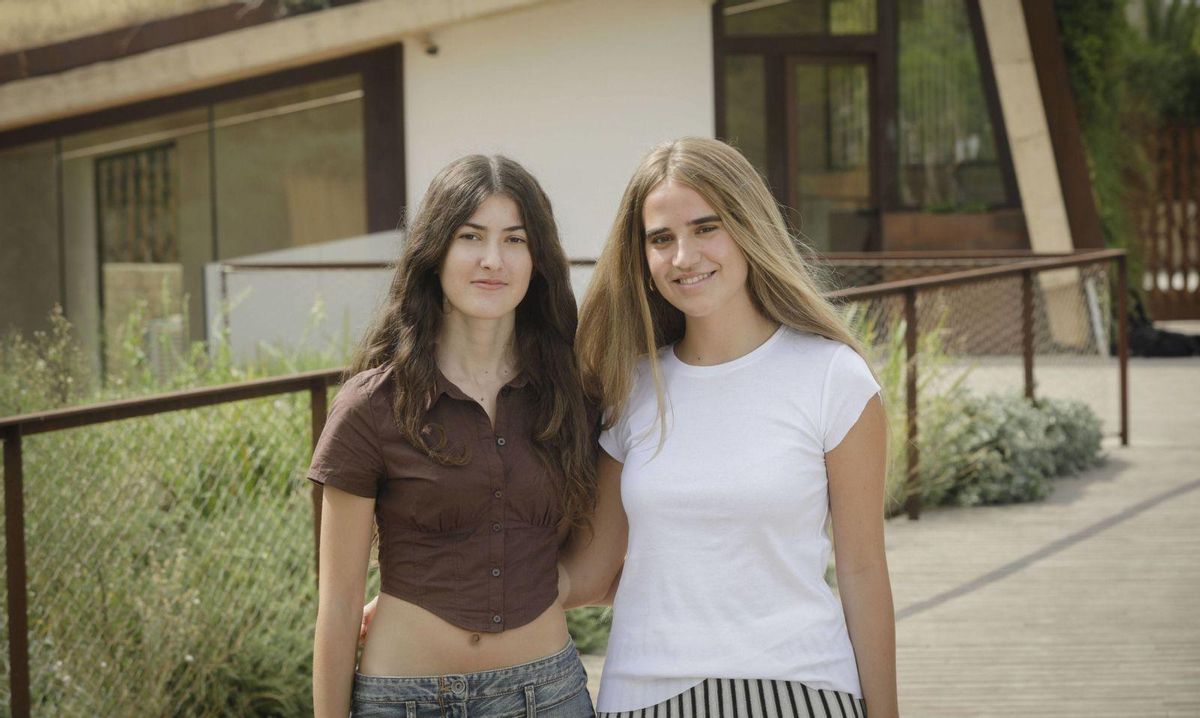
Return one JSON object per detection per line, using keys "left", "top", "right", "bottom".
{"left": 480, "top": 238, "right": 503, "bottom": 270}
{"left": 672, "top": 235, "right": 700, "bottom": 269}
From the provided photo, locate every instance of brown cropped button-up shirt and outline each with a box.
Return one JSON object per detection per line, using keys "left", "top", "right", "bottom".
{"left": 307, "top": 364, "right": 564, "bottom": 633}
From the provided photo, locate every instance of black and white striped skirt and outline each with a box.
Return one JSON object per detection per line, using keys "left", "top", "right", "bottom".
{"left": 597, "top": 678, "right": 866, "bottom": 718}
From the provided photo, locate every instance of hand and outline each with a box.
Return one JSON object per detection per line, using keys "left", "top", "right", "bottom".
{"left": 359, "top": 595, "right": 378, "bottom": 646}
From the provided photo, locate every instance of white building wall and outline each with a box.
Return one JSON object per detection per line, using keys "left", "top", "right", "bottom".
{"left": 404, "top": 0, "right": 715, "bottom": 272}
{"left": 204, "top": 233, "right": 400, "bottom": 361}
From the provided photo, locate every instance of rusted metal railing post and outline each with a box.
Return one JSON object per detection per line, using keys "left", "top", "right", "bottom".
{"left": 1117, "top": 254, "right": 1130, "bottom": 446}
{"left": 310, "top": 377, "right": 329, "bottom": 583}
{"left": 904, "top": 288, "right": 921, "bottom": 520}
{"left": 1022, "top": 270, "right": 1035, "bottom": 400}
{"left": 4, "top": 426, "right": 31, "bottom": 718}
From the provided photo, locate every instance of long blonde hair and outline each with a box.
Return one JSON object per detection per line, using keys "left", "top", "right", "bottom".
{"left": 577, "top": 137, "right": 872, "bottom": 432}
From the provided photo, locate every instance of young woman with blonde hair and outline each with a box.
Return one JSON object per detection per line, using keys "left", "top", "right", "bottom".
{"left": 561, "top": 137, "right": 898, "bottom": 718}
{"left": 309, "top": 155, "right": 597, "bottom": 718}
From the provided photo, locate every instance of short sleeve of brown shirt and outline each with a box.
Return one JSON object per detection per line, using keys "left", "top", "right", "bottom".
{"left": 308, "top": 372, "right": 385, "bottom": 498}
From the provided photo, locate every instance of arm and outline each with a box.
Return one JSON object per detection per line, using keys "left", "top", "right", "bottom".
{"left": 313, "top": 486, "right": 375, "bottom": 718}
{"left": 558, "top": 450, "right": 628, "bottom": 608}
{"left": 826, "top": 395, "right": 899, "bottom": 718}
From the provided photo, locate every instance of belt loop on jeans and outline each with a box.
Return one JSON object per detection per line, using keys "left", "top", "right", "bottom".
{"left": 524, "top": 685, "right": 537, "bottom": 718}
{"left": 406, "top": 700, "right": 417, "bottom": 718}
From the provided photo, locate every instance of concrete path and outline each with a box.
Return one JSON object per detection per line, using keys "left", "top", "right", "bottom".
{"left": 577, "top": 354, "right": 1200, "bottom": 716}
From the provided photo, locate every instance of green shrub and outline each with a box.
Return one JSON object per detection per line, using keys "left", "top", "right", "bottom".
{"left": 920, "top": 394, "right": 1105, "bottom": 508}
{"left": 566, "top": 607, "right": 612, "bottom": 654}
{"left": 0, "top": 304, "right": 348, "bottom": 715}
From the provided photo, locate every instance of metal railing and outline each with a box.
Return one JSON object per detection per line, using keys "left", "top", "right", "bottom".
{"left": 1, "top": 249, "right": 1127, "bottom": 716}
{"left": 823, "top": 249, "right": 1128, "bottom": 519}
{"left": 1, "top": 369, "right": 340, "bottom": 717}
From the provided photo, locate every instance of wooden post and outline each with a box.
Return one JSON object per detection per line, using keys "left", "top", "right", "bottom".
{"left": 4, "top": 427, "right": 30, "bottom": 718}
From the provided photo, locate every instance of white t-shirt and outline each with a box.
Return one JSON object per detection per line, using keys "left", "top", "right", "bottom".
{"left": 596, "top": 326, "right": 880, "bottom": 713}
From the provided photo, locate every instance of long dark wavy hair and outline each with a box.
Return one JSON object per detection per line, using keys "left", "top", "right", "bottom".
{"left": 348, "top": 155, "right": 596, "bottom": 527}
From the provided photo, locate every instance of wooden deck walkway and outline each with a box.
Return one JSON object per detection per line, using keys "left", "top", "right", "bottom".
{"left": 580, "top": 357, "right": 1200, "bottom": 716}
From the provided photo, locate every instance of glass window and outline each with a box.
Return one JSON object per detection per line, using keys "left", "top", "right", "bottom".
{"left": 898, "top": 0, "right": 1008, "bottom": 210}
{"left": 61, "top": 108, "right": 211, "bottom": 370}
{"left": 0, "top": 141, "right": 60, "bottom": 337}
{"left": 790, "top": 62, "right": 872, "bottom": 251}
{"left": 722, "top": 0, "right": 875, "bottom": 36}
{"left": 213, "top": 75, "right": 365, "bottom": 260}
{"left": 722, "top": 55, "right": 769, "bottom": 177}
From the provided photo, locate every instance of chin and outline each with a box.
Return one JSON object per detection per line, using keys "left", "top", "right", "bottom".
{"left": 460, "top": 302, "right": 519, "bottom": 321}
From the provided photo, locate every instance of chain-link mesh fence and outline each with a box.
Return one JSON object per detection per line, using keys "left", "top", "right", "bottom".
{"left": 834, "top": 254, "right": 1122, "bottom": 515}
{"left": 812, "top": 254, "right": 1035, "bottom": 292}
{"left": 824, "top": 254, "right": 1121, "bottom": 431}
{"left": 0, "top": 383, "right": 362, "bottom": 715}
{"left": 1, "top": 252, "right": 1125, "bottom": 713}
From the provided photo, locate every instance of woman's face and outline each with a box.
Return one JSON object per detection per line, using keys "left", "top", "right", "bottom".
{"left": 642, "top": 180, "right": 752, "bottom": 319}
{"left": 439, "top": 194, "right": 533, "bottom": 321}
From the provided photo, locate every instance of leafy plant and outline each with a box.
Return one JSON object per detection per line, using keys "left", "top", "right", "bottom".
{"left": 919, "top": 393, "right": 1104, "bottom": 507}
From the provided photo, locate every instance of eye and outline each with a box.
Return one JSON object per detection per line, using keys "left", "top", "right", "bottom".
{"left": 696, "top": 224, "right": 719, "bottom": 235}
{"left": 506, "top": 235, "right": 527, "bottom": 244}
{"left": 647, "top": 233, "right": 672, "bottom": 246}
{"left": 458, "top": 232, "right": 480, "bottom": 241}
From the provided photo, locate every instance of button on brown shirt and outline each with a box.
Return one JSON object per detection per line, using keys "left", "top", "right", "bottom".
{"left": 307, "top": 364, "right": 564, "bottom": 633}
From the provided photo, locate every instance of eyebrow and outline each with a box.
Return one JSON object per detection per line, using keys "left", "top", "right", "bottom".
{"left": 645, "top": 215, "right": 721, "bottom": 238}
{"left": 462, "top": 222, "right": 526, "bottom": 232}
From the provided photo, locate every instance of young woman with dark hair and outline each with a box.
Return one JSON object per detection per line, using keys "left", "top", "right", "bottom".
{"left": 309, "top": 154, "right": 597, "bottom": 718}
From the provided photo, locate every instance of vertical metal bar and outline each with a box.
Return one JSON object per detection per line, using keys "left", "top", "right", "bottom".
{"left": 1022, "top": 270, "right": 1035, "bottom": 400}
{"left": 904, "top": 288, "right": 920, "bottom": 520}
{"left": 4, "top": 427, "right": 31, "bottom": 718}
{"left": 219, "top": 265, "right": 229, "bottom": 341}
{"left": 55, "top": 138, "right": 68, "bottom": 316}
{"left": 1117, "top": 255, "right": 1130, "bottom": 446}
{"left": 208, "top": 104, "right": 220, "bottom": 264}
{"left": 1146, "top": 131, "right": 1161, "bottom": 315}
{"left": 310, "top": 378, "right": 329, "bottom": 583}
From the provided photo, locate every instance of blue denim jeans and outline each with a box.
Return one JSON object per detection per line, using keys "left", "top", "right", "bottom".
{"left": 351, "top": 640, "right": 595, "bottom": 718}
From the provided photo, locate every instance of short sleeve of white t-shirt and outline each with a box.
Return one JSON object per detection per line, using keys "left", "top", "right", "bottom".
{"left": 594, "top": 327, "right": 881, "bottom": 713}
{"left": 821, "top": 343, "right": 881, "bottom": 452}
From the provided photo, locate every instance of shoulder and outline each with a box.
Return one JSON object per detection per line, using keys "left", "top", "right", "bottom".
{"left": 338, "top": 364, "right": 395, "bottom": 407}
{"left": 772, "top": 327, "right": 858, "bottom": 369}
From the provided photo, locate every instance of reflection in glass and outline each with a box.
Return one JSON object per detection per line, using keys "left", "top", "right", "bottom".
{"left": 723, "top": 0, "right": 875, "bottom": 36}
{"left": 791, "top": 62, "right": 872, "bottom": 251}
{"left": 898, "top": 0, "right": 1008, "bottom": 209}
{"left": 723, "top": 55, "right": 769, "bottom": 178}
{"left": 213, "top": 75, "right": 366, "bottom": 260}
{"left": 62, "top": 107, "right": 211, "bottom": 370}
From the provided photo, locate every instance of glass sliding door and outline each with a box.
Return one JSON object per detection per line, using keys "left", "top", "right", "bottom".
{"left": 788, "top": 59, "right": 874, "bottom": 251}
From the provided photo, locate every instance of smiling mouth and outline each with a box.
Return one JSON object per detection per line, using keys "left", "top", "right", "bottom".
{"left": 675, "top": 271, "right": 715, "bottom": 286}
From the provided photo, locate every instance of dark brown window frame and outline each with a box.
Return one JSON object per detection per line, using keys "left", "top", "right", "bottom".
{"left": 713, "top": 0, "right": 1022, "bottom": 251}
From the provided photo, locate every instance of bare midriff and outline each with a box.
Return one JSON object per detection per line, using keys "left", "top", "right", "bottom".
{"left": 357, "top": 593, "right": 571, "bottom": 676}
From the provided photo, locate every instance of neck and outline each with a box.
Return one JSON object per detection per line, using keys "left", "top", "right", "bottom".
{"left": 436, "top": 310, "right": 518, "bottom": 383}
{"left": 675, "top": 293, "right": 779, "bottom": 366}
